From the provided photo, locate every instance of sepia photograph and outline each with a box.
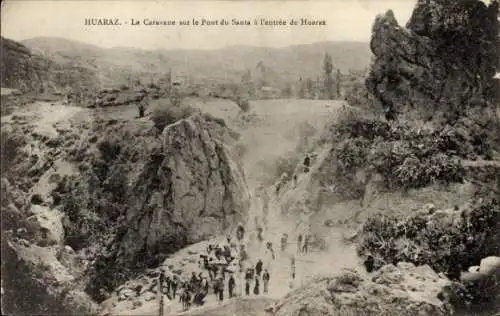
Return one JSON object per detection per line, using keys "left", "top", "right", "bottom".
{"left": 1, "top": 0, "right": 499, "bottom": 315}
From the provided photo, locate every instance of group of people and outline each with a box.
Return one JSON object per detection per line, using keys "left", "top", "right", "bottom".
{"left": 244, "top": 260, "right": 271, "bottom": 296}
{"left": 153, "top": 215, "right": 311, "bottom": 312}
{"left": 154, "top": 230, "right": 270, "bottom": 312}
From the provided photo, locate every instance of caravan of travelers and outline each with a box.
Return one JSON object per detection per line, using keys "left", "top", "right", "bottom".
{"left": 154, "top": 179, "right": 315, "bottom": 313}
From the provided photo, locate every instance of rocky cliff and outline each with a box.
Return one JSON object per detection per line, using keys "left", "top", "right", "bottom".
{"left": 366, "top": 0, "right": 499, "bottom": 120}
{"left": 113, "top": 113, "right": 249, "bottom": 268}
{"left": 1, "top": 102, "right": 250, "bottom": 310}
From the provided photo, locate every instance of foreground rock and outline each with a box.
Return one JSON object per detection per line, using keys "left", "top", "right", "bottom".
{"left": 1, "top": 235, "right": 98, "bottom": 315}
{"left": 270, "top": 263, "right": 459, "bottom": 316}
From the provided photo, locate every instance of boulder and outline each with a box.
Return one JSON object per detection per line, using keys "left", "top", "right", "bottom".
{"left": 26, "top": 204, "right": 64, "bottom": 247}
{"left": 479, "top": 256, "right": 500, "bottom": 277}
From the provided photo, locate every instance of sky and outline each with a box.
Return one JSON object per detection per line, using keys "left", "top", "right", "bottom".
{"left": 1, "top": 0, "right": 416, "bottom": 50}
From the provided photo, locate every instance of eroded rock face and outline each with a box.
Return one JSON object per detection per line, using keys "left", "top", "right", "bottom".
{"left": 271, "top": 263, "right": 459, "bottom": 316}
{"left": 116, "top": 113, "right": 250, "bottom": 266}
{"left": 366, "top": 0, "right": 499, "bottom": 119}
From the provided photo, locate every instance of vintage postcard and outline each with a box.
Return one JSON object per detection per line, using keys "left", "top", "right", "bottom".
{"left": 1, "top": 0, "right": 499, "bottom": 315}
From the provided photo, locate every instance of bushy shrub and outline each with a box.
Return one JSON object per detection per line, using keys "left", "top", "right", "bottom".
{"left": 357, "top": 194, "right": 500, "bottom": 281}
{"left": 151, "top": 104, "right": 195, "bottom": 132}
{"left": 336, "top": 138, "right": 371, "bottom": 171}
{"left": 97, "top": 137, "right": 122, "bottom": 162}
{"left": 344, "top": 80, "right": 375, "bottom": 109}
{"left": 331, "top": 113, "right": 477, "bottom": 191}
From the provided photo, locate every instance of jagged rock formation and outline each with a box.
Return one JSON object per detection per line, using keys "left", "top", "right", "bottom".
{"left": 270, "top": 263, "right": 460, "bottom": 316}
{"left": 114, "top": 113, "right": 249, "bottom": 268}
{"left": 366, "top": 0, "right": 499, "bottom": 120}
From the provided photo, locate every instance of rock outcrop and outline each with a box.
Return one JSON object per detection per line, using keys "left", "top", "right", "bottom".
{"left": 116, "top": 113, "right": 249, "bottom": 266}
{"left": 270, "top": 263, "right": 461, "bottom": 316}
{"left": 366, "top": 0, "right": 499, "bottom": 120}
{"left": 83, "top": 113, "right": 250, "bottom": 299}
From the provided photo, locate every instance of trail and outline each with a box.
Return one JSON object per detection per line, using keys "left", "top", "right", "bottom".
{"left": 187, "top": 98, "right": 362, "bottom": 313}
{"left": 98, "top": 98, "right": 361, "bottom": 316}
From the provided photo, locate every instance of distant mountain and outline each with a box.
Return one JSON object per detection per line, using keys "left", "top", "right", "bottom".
{"left": 21, "top": 37, "right": 372, "bottom": 87}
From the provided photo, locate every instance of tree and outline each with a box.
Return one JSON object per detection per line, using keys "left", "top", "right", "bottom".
{"left": 305, "top": 78, "right": 314, "bottom": 98}
{"left": 297, "top": 77, "right": 305, "bottom": 99}
{"left": 323, "top": 53, "right": 335, "bottom": 99}
{"left": 165, "top": 69, "right": 172, "bottom": 94}
{"left": 241, "top": 70, "right": 254, "bottom": 97}
{"left": 336, "top": 69, "right": 342, "bottom": 98}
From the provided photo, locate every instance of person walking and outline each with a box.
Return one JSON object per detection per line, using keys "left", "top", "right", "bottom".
{"left": 291, "top": 256, "right": 296, "bottom": 281}
{"left": 302, "top": 234, "right": 310, "bottom": 254}
{"left": 255, "top": 259, "right": 263, "bottom": 277}
{"left": 297, "top": 235, "right": 303, "bottom": 254}
{"left": 262, "top": 269, "right": 270, "bottom": 294}
{"left": 303, "top": 154, "right": 310, "bottom": 173}
{"left": 159, "top": 270, "right": 165, "bottom": 294}
{"left": 165, "top": 275, "right": 171, "bottom": 297}
{"left": 253, "top": 276, "right": 260, "bottom": 295}
{"left": 171, "top": 276, "right": 178, "bottom": 299}
{"left": 228, "top": 274, "right": 236, "bottom": 298}
{"left": 216, "top": 276, "right": 224, "bottom": 303}
{"left": 266, "top": 242, "right": 275, "bottom": 260}
{"left": 245, "top": 269, "right": 253, "bottom": 296}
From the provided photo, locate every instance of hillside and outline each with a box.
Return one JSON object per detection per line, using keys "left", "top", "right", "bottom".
{"left": 269, "top": 0, "right": 500, "bottom": 315}
{"left": 21, "top": 37, "right": 371, "bottom": 86}
{"left": 0, "top": 37, "right": 100, "bottom": 98}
